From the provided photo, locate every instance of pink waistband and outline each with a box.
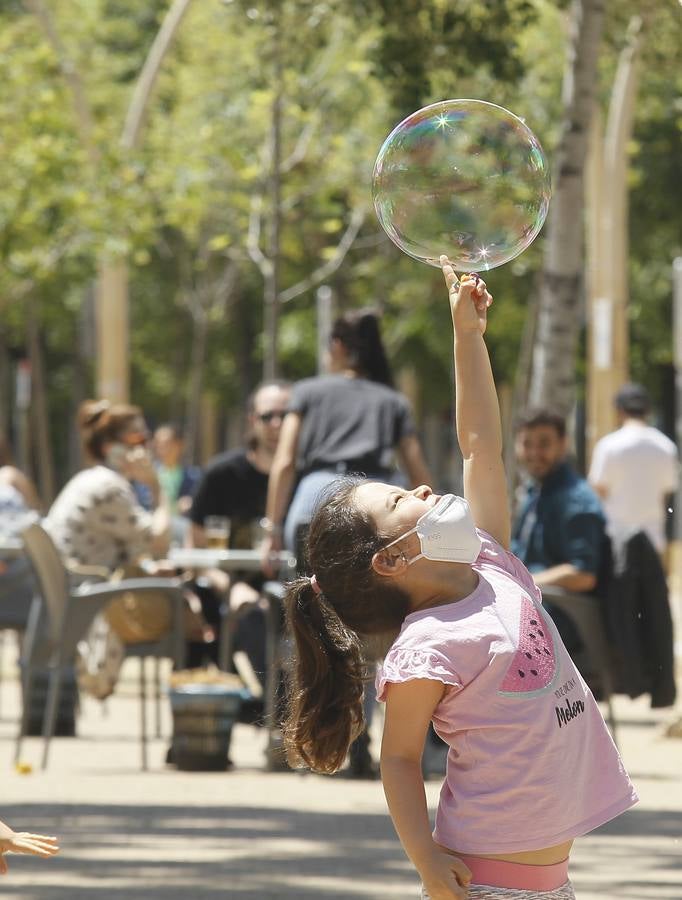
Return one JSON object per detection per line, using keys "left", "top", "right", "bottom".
{"left": 457, "top": 855, "right": 569, "bottom": 891}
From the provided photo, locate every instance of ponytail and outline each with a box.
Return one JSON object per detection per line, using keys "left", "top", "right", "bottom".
{"left": 283, "top": 577, "right": 365, "bottom": 773}
{"left": 282, "top": 477, "right": 410, "bottom": 773}
{"left": 330, "top": 309, "right": 394, "bottom": 387}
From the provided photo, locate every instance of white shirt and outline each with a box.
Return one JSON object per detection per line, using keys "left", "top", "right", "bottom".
{"left": 589, "top": 421, "right": 679, "bottom": 552}
{"left": 46, "top": 466, "right": 154, "bottom": 570}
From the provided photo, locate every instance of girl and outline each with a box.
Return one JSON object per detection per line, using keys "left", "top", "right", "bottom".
{"left": 282, "top": 258, "right": 637, "bottom": 899}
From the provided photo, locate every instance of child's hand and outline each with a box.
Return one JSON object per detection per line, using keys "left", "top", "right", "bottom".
{"left": 419, "top": 848, "right": 472, "bottom": 899}
{"left": 441, "top": 255, "right": 492, "bottom": 335}
{"left": 0, "top": 820, "right": 59, "bottom": 874}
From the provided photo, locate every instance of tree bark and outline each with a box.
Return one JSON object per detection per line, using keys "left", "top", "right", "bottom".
{"left": 121, "top": 0, "right": 194, "bottom": 152}
{"left": 26, "top": 296, "right": 55, "bottom": 503}
{"left": 0, "top": 328, "right": 10, "bottom": 440}
{"left": 28, "top": 0, "right": 195, "bottom": 402}
{"left": 185, "top": 310, "right": 208, "bottom": 463}
{"left": 263, "top": 18, "right": 283, "bottom": 382}
{"left": 528, "top": 0, "right": 606, "bottom": 416}
{"left": 586, "top": 15, "right": 642, "bottom": 455}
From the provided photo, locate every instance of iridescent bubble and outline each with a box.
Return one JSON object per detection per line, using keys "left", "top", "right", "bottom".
{"left": 372, "top": 99, "right": 551, "bottom": 270}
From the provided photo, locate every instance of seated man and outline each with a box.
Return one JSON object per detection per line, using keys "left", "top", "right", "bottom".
{"left": 512, "top": 409, "right": 608, "bottom": 655}
{"left": 188, "top": 381, "right": 291, "bottom": 680}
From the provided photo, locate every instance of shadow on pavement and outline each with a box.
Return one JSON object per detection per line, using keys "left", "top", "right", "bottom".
{"left": 2, "top": 803, "right": 680, "bottom": 899}
{"left": 572, "top": 806, "right": 682, "bottom": 899}
{"left": 2, "top": 801, "right": 417, "bottom": 899}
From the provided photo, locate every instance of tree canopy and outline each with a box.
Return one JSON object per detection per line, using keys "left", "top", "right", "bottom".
{"left": 1, "top": 0, "right": 679, "bottom": 490}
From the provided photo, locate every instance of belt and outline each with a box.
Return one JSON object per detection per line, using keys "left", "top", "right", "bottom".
{"left": 303, "top": 457, "right": 392, "bottom": 479}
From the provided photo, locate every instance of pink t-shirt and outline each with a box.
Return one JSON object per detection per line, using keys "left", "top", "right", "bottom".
{"left": 376, "top": 531, "right": 638, "bottom": 855}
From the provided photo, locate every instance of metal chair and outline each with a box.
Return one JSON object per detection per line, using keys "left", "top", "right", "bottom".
{"left": 541, "top": 585, "right": 618, "bottom": 746}
{"left": 16, "top": 523, "right": 186, "bottom": 770}
{"left": 0, "top": 557, "right": 37, "bottom": 715}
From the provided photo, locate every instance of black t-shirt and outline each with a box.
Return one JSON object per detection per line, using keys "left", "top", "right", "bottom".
{"left": 289, "top": 374, "right": 416, "bottom": 472}
{"left": 189, "top": 448, "right": 268, "bottom": 549}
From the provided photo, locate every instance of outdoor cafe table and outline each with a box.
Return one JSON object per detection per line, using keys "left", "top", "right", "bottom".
{"left": 167, "top": 547, "right": 296, "bottom": 768}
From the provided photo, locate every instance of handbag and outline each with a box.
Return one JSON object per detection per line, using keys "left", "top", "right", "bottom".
{"left": 104, "top": 564, "right": 172, "bottom": 644}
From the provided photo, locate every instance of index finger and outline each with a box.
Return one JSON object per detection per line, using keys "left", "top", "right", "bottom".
{"left": 439, "top": 255, "right": 459, "bottom": 290}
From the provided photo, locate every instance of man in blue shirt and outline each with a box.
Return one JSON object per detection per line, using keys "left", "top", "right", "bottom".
{"left": 512, "top": 409, "right": 608, "bottom": 652}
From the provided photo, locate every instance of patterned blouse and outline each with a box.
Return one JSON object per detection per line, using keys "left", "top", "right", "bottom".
{"left": 46, "top": 465, "right": 154, "bottom": 570}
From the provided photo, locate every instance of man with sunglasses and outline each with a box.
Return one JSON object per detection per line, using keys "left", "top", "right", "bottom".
{"left": 189, "top": 381, "right": 291, "bottom": 551}
{"left": 187, "top": 381, "right": 291, "bottom": 675}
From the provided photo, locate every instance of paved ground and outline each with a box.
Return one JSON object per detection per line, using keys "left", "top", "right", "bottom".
{"left": 0, "top": 650, "right": 680, "bottom": 899}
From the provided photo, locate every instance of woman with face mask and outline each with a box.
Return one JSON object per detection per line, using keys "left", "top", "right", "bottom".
{"left": 45, "top": 400, "right": 170, "bottom": 570}
{"left": 281, "top": 260, "right": 637, "bottom": 900}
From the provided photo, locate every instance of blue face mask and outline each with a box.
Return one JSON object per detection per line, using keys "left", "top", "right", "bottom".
{"left": 383, "top": 494, "right": 482, "bottom": 564}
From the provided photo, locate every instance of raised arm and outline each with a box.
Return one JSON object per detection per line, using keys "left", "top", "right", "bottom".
{"left": 442, "top": 257, "right": 510, "bottom": 549}
{"left": 261, "top": 411, "right": 302, "bottom": 574}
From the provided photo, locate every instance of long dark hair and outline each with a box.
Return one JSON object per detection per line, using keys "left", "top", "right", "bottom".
{"left": 284, "top": 477, "right": 409, "bottom": 773}
{"left": 331, "top": 309, "right": 394, "bottom": 387}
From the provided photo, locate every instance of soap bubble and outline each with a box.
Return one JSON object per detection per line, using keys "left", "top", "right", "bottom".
{"left": 372, "top": 99, "right": 551, "bottom": 270}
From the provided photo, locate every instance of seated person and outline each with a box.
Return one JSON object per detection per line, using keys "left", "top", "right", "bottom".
{"left": 46, "top": 400, "right": 170, "bottom": 570}
{"left": 512, "top": 409, "right": 608, "bottom": 655}
{"left": 0, "top": 430, "right": 42, "bottom": 513}
{"left": 0, "top": 449, "right": 41, "bottom": 629}
{"left": 187, "top": 381, "right": 291, "bottom": 678}
{"left": 45, "top": 401, "right": 211, "bottom": 700}
{"left": 152, "top": 423, "right": 201, "bottom": 546}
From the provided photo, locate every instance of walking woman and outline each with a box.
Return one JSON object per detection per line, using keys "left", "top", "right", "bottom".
{"left": 261, "top": 308, "right": 432, "bottom": 563}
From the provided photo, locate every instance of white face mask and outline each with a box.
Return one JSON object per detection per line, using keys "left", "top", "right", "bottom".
{"left": 383, "top": 494, "right": 482, "bottom": 565}
{"left": 104, "top": 442, "right": 129, "bottom": 471}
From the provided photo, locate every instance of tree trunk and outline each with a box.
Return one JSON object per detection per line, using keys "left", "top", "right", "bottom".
{"left": 185, "top": 311, "right": 208, "bottom": 463}
{"left": 97, "top": 0, "right": 195, "bottom": 400}
{"left": 263, "top": 18, "right": 283, "bottom": 381}
{"left": 26, "top": 297, "right": 55, "bottom": 504}
{"left": 528, "top": 0, "right": 606, "bottom": 416}
{"left": 0, "top": 328, "right": 10, "bottom": 440}
{"left": 586, "top": 16, "right": 643, "bottom": 456}
{"left": 29, "top": 0, "right": 195, "bottom": 403}
{"left": 95, "top": 258, "right": 130, "bottom": 402}
{"left": 120, "top": 0, "right": 195, "bottom": 151}
{"left": 504, "top": 281, "right": 541, "bottom": 487}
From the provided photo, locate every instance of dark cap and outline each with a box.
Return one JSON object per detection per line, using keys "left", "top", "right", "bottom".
{"left": 614, "top": 382, "right": 650, "bottom": 416}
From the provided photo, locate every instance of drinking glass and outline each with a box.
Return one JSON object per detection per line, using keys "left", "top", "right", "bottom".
{"left": 204, "top": 516, "right": 230, "bottom": 549}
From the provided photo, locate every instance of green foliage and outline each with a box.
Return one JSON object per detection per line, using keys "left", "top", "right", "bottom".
{"left": 346, "top": 0, "right": 537, "bottom": 122}
{"left": 1, "top": 0, "right": 679, "bottom": 479}
{"left": 623, "top": 5, "right": 682, "bottom": 401}
{"left": 0, "top": 19, "right": 93, "bottom": 301}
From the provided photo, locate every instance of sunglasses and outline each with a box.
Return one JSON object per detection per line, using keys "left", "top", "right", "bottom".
{"left": 257, "top": 411, "right": 286, "bottom": 424}
{"left": 122, "top": 432, "right": 149, "bottom": 446}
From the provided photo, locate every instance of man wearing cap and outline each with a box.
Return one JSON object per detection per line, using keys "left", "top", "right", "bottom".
{"left": 589, "top": 383, "right": 679, "bottom": 556}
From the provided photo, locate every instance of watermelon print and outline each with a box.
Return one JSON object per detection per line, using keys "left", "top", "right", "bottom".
{"left": 498, "top": 594, "right": 559, "bottom": 698}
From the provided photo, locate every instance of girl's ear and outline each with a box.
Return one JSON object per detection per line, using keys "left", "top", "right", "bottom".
{"left": 371, "top": 549, "right": 408, "bottom": 579}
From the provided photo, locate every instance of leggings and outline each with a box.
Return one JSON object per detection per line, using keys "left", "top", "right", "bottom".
{"left": 421, "top": 881, "right": 576, "bottom": 899}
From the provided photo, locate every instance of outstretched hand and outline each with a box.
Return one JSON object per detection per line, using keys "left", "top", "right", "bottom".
{"left": 441, "top": 255, "right": 492, "bottom": 335}
{"left": 0, "top": 820, "right": 59, "bottom": 875}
